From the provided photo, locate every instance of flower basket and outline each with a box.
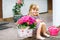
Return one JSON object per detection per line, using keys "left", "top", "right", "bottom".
{"left": 16, "top": 15, "right": 36, "bottom": 39}
{"left": 17, "top": 26, "right": 33, "bottom": 39}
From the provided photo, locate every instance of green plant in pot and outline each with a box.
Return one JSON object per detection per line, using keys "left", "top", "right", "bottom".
{"left": 12, "top": 0, "right": 24, "bottom": 22}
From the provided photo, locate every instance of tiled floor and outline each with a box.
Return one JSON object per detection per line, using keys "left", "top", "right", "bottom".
{"left": 0, "top": 13, "right": 60, "bottom": 40}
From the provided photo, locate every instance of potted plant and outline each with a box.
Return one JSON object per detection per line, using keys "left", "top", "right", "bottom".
{"left": 12, "top": 0, "right": 24, "bottom": 22}
{"left": 16, "top": 15, "right": 36, "bottom": 39}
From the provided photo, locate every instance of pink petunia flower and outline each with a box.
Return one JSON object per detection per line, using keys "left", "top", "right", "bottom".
{"left": 23, "top": 16, "right": 30, "bottom": 22}
{"left": 17, "top": 17, "right": 23, "bottom": 24}
{"left": 17, "top": 15, "right": 36, "bottom": 25}
{"left": 17, "top": 0, "right": 22, "bottom": 4}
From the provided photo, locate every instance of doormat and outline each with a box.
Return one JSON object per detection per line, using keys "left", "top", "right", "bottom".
{"left": 0, "top": 22, "right": 10, "bottom": 30}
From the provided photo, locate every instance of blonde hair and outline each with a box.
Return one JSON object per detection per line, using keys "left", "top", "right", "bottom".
{"left": 28, "top": 4, "right": 39, "bottom": 16}
{"left": 29, "top": 4, "right": 39, "bottom": 11}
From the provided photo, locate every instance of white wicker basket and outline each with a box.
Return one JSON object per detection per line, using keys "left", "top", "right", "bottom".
{"left": 17, "top": 27, "right": 33, "bottom": 39}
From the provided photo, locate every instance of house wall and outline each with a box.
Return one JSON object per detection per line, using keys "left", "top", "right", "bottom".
{"left": 2, "top": 0, "right": 47, "bottom": 18}
{"left": 2, "top": 0, "right": 17, "bottom": 18}
{"left": 53, "top": 0, "right": 60, "bottom": 26}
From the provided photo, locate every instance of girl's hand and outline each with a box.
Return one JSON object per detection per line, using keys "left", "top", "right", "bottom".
{"left": 36, "top": 19, "right": 43, "bottom": 23}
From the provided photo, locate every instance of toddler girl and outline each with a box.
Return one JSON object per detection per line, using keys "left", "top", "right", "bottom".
{"left": 28, "top": 4, "right": 50, "bottom": 40}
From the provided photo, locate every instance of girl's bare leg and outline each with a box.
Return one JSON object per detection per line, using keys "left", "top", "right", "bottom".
{"left": 41, "top": 22, "right": 50, "bottom": 37}
{"left": 36, "top": 23, "right": 45, "bottom": 39}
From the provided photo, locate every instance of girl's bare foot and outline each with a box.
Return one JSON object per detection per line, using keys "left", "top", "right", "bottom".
{"left": 36, "top": 36, "right": 45, "bottom": 40}
{"left": 43, "top": 33, "right": 50, "bottom": 37}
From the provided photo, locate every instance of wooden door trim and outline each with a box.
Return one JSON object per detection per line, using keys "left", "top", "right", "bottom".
{"left": 0, "top": 0, "right": 2, "bottom": 18}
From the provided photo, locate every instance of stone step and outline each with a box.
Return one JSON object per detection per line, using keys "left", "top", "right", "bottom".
{"left": 3, "top": 17, "right": 14, "bottom": 22}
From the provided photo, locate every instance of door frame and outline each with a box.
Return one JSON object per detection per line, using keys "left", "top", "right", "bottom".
{"left": 0, "top": 0, "right": 2, "bottom": 18}
{"left": 47, "top": 0, "right": 52, "bottom": 13}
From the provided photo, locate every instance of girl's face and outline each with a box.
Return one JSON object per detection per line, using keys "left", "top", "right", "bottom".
{"left": 30, "top": 6, "right": 39, "bottom": 16}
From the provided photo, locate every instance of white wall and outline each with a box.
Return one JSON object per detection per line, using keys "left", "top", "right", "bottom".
{"left": 53, "top": 0, "right": 60, "bottom": 26}
{"left": 2, "top": 0, "right": 17, "bottom": 18}
{"left": 2, "top": 0, "right": 47, "bottom": 18}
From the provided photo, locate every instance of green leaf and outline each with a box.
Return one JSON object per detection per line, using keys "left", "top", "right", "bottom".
{"left": 29, "top": 23, "right": 36, "bottom": 29}
{"left": 18, "top": 24, "right": 28, "bottom": 29}
{"left": 12, "top": 1, "right": 24, "bottom": 15}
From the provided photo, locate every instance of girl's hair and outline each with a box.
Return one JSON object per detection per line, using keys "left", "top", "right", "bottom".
{"left": 28, "top": 4, "right": 39, "bottom": 16}
{"left": 29, "top": 4, "right": 39, "bottom": 12}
